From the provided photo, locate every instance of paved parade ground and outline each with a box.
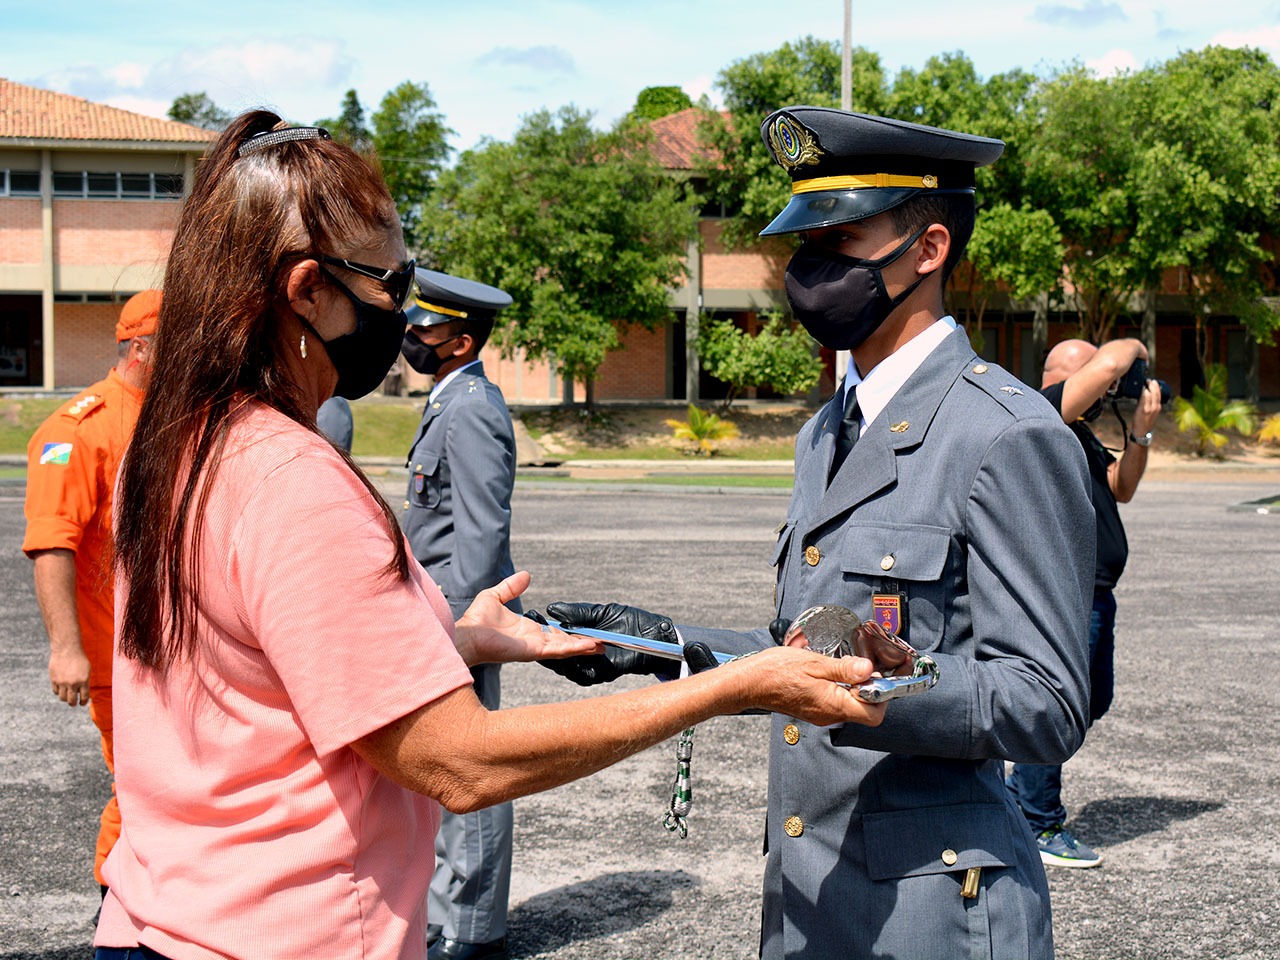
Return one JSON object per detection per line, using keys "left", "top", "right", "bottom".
{"left": 2, "top": 473, "right": 1277, "bottom": 959}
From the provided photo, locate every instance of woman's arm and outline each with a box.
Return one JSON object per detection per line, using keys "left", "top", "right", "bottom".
{"left": 353, "top": 644, "right": 885, "bottom": 813}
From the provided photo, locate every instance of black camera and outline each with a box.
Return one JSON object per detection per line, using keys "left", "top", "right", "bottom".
{"left": 1110, "top": 357, "right": 1172, "bottom": 405}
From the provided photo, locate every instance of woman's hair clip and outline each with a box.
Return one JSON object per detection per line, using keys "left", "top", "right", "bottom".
{"left": 238, "top": 126, "right": 333, "bottom": 157}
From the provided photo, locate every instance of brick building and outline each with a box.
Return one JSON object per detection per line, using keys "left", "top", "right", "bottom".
{"left": 0, "top": 78, "right": 215, "bottom": 390}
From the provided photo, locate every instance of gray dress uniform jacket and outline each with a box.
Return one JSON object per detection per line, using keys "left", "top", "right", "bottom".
{"left": 402, "top": 362, "right": 519, "bottom": 943}
{"left": 403, "top": 362, "right": 520, "bottom": 618}
{"left": 684, "top": 328, "right": 1095, "bottom": 960}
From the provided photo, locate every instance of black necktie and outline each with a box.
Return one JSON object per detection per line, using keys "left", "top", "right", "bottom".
{"left": 829, "top": 388, "right": 860, "bottom": 480}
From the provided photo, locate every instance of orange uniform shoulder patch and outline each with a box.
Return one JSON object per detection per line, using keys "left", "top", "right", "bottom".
{"left": 61, "top": 392, "right": 105, "bottom": 422}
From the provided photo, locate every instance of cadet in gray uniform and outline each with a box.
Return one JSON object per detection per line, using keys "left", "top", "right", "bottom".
{"left": 400, "top": 269, "right": 518, "bottom": 960}
{"left": 542, "top": 109, "right": 1095, "bottom": 960}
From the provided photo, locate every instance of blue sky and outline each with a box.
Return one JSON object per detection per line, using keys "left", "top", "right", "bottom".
{"left": 6, "top": 1, "right": 1279, "bottom": 153}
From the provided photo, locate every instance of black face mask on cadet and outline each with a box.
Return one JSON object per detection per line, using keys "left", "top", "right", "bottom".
{"left": 304, "top": 270, "right": 406, "bottom": 400}
{"left": 400, "top": 331, "right": 460, "bottom": 376}
{"left": 784, "top": 225, "right": 931, "bottom": 351}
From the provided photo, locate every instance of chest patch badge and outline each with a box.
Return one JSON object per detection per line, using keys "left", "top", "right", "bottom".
{"left": 39, "top": 442, "right": 73, "bottom": 465}
{"left": 872, "top": 593, "right": 903, "bottom": 634}
{"left": 414, "top": 474, "right": 425, "bottom": 494}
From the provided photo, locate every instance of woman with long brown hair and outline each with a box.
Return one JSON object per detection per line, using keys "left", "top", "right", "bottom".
{"left": 95, "top": 111, "right": 885, "bottom": 960}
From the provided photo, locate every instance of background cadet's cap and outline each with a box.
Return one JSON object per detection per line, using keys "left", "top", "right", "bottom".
{"left": 759, "top": 106, "right": 1005, "bottom": 236}
{"left": 116, "top": 289, "right": 162, "bottom": 341}
{"left": 404, "top": 268, "right": 513, "bottom": 328}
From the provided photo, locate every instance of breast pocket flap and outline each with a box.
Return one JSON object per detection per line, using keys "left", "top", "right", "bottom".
{"left": 863, "top": 803, "right": 1017, "bottom": 882}
{"left": 841, "top": 522, "right": 950, "bottom": 581}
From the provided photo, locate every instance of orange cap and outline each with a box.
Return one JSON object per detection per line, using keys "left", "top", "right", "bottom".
{"left": 116, "top": 290, "right": 162, "bottom": 342}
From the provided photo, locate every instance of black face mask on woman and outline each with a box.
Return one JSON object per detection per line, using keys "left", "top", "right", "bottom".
{"left": 302, "top": 271, "right": 407, "bottom": 400}
{"left": 784, "top": 225, "right": 931, "bottom": 351}
{"left": 400, "top": 331, "right": 460, "bottom": 376}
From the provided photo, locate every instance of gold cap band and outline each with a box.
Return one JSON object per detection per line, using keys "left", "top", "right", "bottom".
{"left": 792, "top": 173, "right": 938, "bottom": 195}
{"left": 413, "top": 297, "right": 469, "bottom": 319}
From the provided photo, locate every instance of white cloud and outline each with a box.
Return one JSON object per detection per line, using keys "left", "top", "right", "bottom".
{"left": 683, "top": 75, "right": 719, "bottom": 108}
{"left": 1213, "top": 24, "right": 1280, "bottom": 54}
{"left": 106, "top": 62, "right": 149, "bottom": 89}
{"left": 1087, "top": 48, "right": 1141, "bottom": 75}
{"left": 101, "top": 94, "right": 172, "bottom": 119}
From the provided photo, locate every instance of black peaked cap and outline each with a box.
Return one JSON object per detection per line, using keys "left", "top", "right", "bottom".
{"left": 404, "top": 268, "right": 513, "bottom": 328}
{"left": 759, "top": 106, "right": 1005, "bottom": 236}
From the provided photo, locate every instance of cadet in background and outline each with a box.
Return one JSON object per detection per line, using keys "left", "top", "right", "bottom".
{"left": 400, "top": 269, "right": 519, "bottom": 960}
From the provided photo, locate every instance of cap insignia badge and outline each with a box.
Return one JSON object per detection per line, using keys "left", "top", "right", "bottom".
{"left": 768, "top": 113, "right": 824, "bottom": 171}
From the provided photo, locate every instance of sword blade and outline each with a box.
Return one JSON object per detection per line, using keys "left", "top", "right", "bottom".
{"left": 546, "top": 619, "right": 735, "bottom": 665}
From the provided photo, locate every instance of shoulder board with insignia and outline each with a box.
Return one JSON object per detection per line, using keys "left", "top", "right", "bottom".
{"left": 62, "top": 393, "right": 105, "bottom": 422}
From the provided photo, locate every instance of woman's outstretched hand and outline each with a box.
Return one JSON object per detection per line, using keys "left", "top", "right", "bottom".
{"left": 454, "top": 571, "right": 603, "bottom": 666}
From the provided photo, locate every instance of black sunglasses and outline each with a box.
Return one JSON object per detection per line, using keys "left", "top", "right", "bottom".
{"left": 319, "top": 255, "right": 417, "bottom": 312}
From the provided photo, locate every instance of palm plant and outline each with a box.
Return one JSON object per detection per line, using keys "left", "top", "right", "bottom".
{"left": 665, "top": 404, "right": 739, "bottom": 457}
{"left": 1258, "top": 413, "right": 1280, "bottom": 450}
{"left": 1171, "top": 363, "right": 1258, "bottom": 457}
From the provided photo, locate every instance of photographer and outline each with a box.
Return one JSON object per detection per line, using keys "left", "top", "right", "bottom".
{"left": 1007, "top": 337, "right": 1164, "bottom": 868}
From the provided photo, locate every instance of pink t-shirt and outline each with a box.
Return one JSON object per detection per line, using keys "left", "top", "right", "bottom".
{"left": 96, "top": 402, "right": 475, "bottom": 959}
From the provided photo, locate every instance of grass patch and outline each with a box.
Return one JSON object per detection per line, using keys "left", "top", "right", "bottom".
{"left": 0, "top": 399, "right": 64, "bottom": 456}
{"left": 0, "top": 396, "right": 801, "bottom": 462}
{"left": 349, "top": 400, "right": 424, "bottom": 459}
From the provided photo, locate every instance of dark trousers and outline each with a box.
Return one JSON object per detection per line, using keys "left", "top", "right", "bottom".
{"left": 95, "top": 948, "right": 172, "bottom": 960}
{"left": 1007, "top": 588, "right": 1117, "bottom": 832}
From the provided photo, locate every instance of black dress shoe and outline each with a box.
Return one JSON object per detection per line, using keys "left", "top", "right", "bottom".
{"left": 427, "top": 936, "right": 508, "bottom": 960}
{"left": 426, "top": 924, "right": 443, "bottom": 947}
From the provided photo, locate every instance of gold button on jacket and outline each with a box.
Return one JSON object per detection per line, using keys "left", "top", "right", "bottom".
{"left": 783, "top": 724, "right": 801, "bottom": 745}
{"left": 804, "top": 545, "right": 821, "bottom": 566}
{"left": 784, "top": 816, "right": 805, "bottom": 837}
{"left": 941, "top": 848, "right": 958, "bottom": 866}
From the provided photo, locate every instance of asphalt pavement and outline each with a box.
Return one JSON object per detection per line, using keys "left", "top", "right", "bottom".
{"left": 1, "top": 473, "right": 1278, "bottom": 959}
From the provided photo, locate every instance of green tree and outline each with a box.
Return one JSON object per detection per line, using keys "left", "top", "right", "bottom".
{"left": 423, "top": 107, "right": 697, "bottom": 405}
{"left": 696, "top": 37, "right": 890, "bottom": 246}
{"left": 167, "top": 92, "right": 230, "bottom": 131}
{"left": 696, "top": 313, "right": 822, "bottom": 410}
{"left": 1024, "top": 66, "right": 1144, "bottom": 342}
{"left": 370, "top": 82, "right": 453, "bottom": 253}
{"left": 1126, "top": 46, "right": 1280, "bottom": 356}
{"left": 318, "top": 90, "right": 372, "bottom": 151}
{"left": 958, "top": 203, "right": 1063, "bottom": 349}
{"left": 631, "top": 85, "right": 693, "bottom": 121}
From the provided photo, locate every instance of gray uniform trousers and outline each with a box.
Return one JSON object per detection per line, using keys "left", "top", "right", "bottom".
{"left": 682, "top": 329, "right": 1095, "bottom": 960}
{"left": 402, "top": 364, "right": 518, "bottom": 943}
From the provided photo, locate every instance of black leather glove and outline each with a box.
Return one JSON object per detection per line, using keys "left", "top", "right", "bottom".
{"left": 768, "top": 617, "right": 791, "bottom": 645}
{"left": 537, "top": 601, "right": 680, "bottom": 685}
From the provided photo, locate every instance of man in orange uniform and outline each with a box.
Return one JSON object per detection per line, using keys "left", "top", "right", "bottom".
{"left": 23, "top": 289, "right": 159, "bottom": 890}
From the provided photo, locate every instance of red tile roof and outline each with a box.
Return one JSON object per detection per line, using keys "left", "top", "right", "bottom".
{"left": 0, "top": 78, "right": 216, "bottom": 144}
{"left": 649, "top": 108, "right": 728, "bottom": 171}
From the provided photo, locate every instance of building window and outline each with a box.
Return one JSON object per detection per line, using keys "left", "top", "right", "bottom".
{"left": 1, "top": 169, "right": 41, "bottom": 197}
{"left": 50, "top": 171, "right": 184, "bottom": 199}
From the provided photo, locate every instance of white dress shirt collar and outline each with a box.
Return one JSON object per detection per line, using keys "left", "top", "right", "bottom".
{"left": 842, "top": 317, "right": 958, "bottom": 436}
{"left": 428, "top": 359, "right": 483, "bottom": 404}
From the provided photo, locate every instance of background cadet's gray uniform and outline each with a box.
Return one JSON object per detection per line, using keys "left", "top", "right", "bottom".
{"left": 683, "top": 328, "right": 1094, "bottom": 960}
{"left": 402, "top": 361, "right": 519, "bottom": 944}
